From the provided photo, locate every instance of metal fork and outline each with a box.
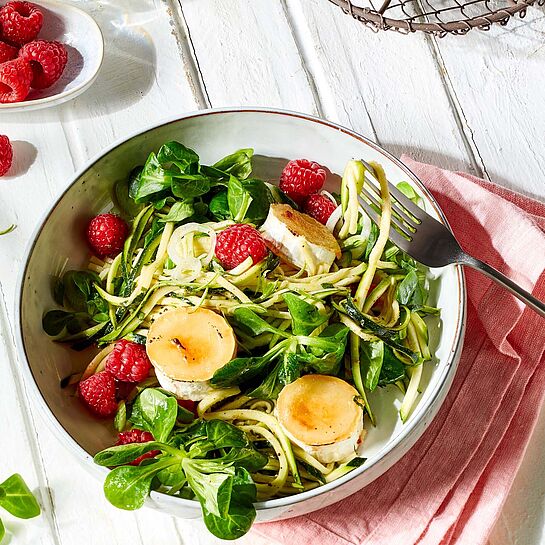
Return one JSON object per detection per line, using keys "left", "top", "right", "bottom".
{"left": 357, "top": 159, "right": 545, "bottom": 318}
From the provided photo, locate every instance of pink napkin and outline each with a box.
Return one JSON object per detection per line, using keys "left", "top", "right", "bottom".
{"left": 254, "top": 157, "right": 545, "bottom": 545}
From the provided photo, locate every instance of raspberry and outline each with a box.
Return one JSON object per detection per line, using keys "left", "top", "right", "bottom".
{"left": 78, "top": 371, "right": 118, "bottom": 417}
{"left": 86, "top": 213, "right": 129, "bottom": 258}
{"left": 0, "top": 135, "right": 13, "bottom": 177}
{"left": 116, "top": 430, "right": 160, "bottom": 466}
{"left": 0, "top": 57, "right": 31, "bottom": 103}
{"left": 19, "top": 40, "right": 68, "bottom": 89}
{"left": 215, "top": 224, "right": 269, "bottom": 270}
{"left": 105, "top": 340, "right": 152, "bottom": 383}
{"left": 0, "top": 1, "right": 43, "bottom": 45}
{"left": 303, "top": 194, "right": 337, "bottom": 225}
{"left": 177, "top": 399, "right": 198, "bottom": 417}
{"left": 279, "top": 159, "right": 327, "bottom": 205}
{"left": 0, "top": 40, "right": 18, "bottom": 63}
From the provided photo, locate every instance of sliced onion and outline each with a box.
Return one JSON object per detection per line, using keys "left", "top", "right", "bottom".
{"left": 167, "top": 223, "right": 217, "bottom": 267}
{"left": 325, "top": 205, "right": 343, "bottom": 233}
{"left": 320, "top": 190, "right": 338, "bottom": 206}
{"left": 172, "top": 256, "right": 202, "bottom": 283}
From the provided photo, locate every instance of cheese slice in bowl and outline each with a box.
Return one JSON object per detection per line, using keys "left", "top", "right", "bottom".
{"left": 277, "top": 374, "right": 364, "bottom": 463}
{"left": 260, "top": 204, "right": 341, "bottom": 275}
{"left": 146, "top": 307, "right": 237, "bottom": 400}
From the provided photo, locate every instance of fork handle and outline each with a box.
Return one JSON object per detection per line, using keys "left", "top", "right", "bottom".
{"left": 460, "top": 254, "right": 545, "bottom": 318}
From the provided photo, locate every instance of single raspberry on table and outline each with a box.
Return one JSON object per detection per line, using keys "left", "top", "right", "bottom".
{"left": 116, "top": 430, "right": 160, "bottom": 466}
{"left": 105, "top": 340, "right": 152, "bottom": 383}
{"left": 0, "top": 135, "right": 13, "bottom": 177}
{"left": 303, "top": 194, "right": 337, "bottom": 225}
{"left": 215, "top": 223, "right": 269, "bottom": 270}
{"left": 19, "top": 40, "right": 68, "bottom": 89}
{"left": 86, "top": 213, "right": 129, "bottom": 258}
{"left": 0, "top": 58, "right": 32, "bottom": 103}
{"left": 279, "top": 159, "right": 327, "bottom": 205}
{"left": 0, "top": 41, "right": 18, "bottom": 63}
{"left": 0, "top": 1, "right": 43, "bottom": 45}
{"left": 78, "top": 371, "right": 118, "bottom": 417}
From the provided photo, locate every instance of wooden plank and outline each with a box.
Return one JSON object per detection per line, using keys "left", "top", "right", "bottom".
{"left": 432, "top": 10, "right": 545, "bottom": 199}
{"left": 178, "top": 0, "right": 319, "bottom": 113}
{"left": 284, "top": 0, "right": 475, "bottom": 173}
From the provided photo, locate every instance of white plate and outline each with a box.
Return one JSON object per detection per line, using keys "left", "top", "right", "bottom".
{"left": 16, "top": 109, "right": 466, "bottom": 523}
{"left": 0, "top": 0, "right": 103, "bottom": 112}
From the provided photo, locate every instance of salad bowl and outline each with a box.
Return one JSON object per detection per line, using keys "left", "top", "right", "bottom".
{"left": 16, "top": 108, "right": 466, "bottom": 523}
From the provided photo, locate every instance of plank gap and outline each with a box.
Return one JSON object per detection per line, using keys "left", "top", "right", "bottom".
{"left": 0, "top": 284, "right": 63, "bottom": 545}
{"left": 168, "top": 0, "right": 212, "bottom": 109}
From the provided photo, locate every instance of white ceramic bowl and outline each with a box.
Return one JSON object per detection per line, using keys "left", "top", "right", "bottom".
{"left": 0, "top": 0, "right": 103, "bottom": 112}
{"left": 16, "top": 109, "right": 466, "bottom": 523}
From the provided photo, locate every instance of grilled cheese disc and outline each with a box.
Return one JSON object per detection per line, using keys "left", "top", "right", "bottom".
{"left": 260, "top": 204, "right": 341, "bottom": 275}
{"left": 277, "top": 374, "right": 363, "bottom": 463}
{"left": 146, "top": 307, "right": 236, "bottom": 400}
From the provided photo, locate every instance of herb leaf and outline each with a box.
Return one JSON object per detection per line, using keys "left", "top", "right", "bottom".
{"left": 0, "top": 474, "right": 41, "bottom": 519}
{"left": 129, "top": 389, "right": 178, "bottom": 443}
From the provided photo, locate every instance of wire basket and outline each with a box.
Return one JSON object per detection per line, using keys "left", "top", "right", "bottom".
{"left": 329, "top": 0, "right": 544, "bottom": 35}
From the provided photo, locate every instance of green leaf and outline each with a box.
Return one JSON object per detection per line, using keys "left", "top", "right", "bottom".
{"left": 188, "top": 420, "right": 249, "bottom": 458}
{"left": 114, "top": 175, "right": 144, "bottom": 217}
{"left": 209, "top": 190, "right": 230, "bottom": 221}
{"left": 296, "top": 324, "right": 349, "bottom": 375}
{"left": 0, "top": 474, "right": 40, "bottom": 519}
{"left": 0, "top": 517, "right": 4, "bottom": 541}
{"left": 94, "top": 442, "right": 165, "bottom": 467}
{"left": 360, "top": 340, "right": 384, "bottom": 391}
{"left": 365, "top": 222, "right": 379, "bottom": 260}
{"left": 201, "top": 468, "right": 257, "bottom": 540}
{"left": 42, "top": 310, "right": 80, "bottom": 336}
{"left": 210, "top": 355, "right": 270, "bottom": 388}
{"left": 158, "top": 201, "right": 194, "bottom": 223}
{"left": 183, "top": 458, "right": 234, "bottom": 517}
{"left": 133, "top": 152, "right": 172, "bottom": 203}
{"left": 283, "top": 293, "right": 328, "bottom": 336}
{"left": 378, "top": 345, "right": 406, "bottom": 386}
{"left": 103, "top": 461, "right": 167, "bottom": 510}
{"left": 239, "top": 179, "right": 273, "bottom": 223}
{"left": 129, "top": 389, "right": 178, "bottom": 443}
{"left": 212, "top": 148, "right": 254, "bottom": 179}
{"left": 157, "top": 141, "right": 199, "bottom": 171}
{"left": 232, "top": 308, "right": 287, "bottom": 337}
{"left": 170, "top": 175, "right": 211, "bottom": 200}
{"left": 227, "top": 176, "right": 253, "bottom": 222}
{"left": 249, "top": 352, "right": 300, "bottom": 400}
{"left": 219, "top": 447, "right": 268, "bottom": 473}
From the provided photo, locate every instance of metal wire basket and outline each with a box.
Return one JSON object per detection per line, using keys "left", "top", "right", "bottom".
{"left": 329, "top": 0, "right": 544, "bottom": 35}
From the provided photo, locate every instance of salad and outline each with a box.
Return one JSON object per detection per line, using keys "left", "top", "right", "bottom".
{"left": 43, "top": 142, "right": 438, "bottom": 540}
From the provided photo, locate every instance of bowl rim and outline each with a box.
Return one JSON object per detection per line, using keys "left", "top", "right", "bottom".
{"left": 0, "top": 0, "right": 104, "bottom": 113}
{"left": 15, "top": 107, "right": 466, "bottom": 513}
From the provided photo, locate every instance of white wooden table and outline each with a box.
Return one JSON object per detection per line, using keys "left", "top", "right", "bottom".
{"left": 1, "top": 1, "right": 544, "bottom": 544}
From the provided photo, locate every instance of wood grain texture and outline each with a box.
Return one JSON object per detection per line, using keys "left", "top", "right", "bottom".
{"left": 432, "top": 7, "right": 545, "bottom": 200}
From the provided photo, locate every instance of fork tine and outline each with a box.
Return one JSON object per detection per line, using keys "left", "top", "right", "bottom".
{"left": 360, "top": 165, "right": 420, "bottom": 230}
{"left": 357, "top": 195, "right": 411, "bottom": 251}
{"left": 360, "top": 159, "right": 424, "bottom": 221}
{"left": 360, "top": 186, "right": 414, "bottom": 239}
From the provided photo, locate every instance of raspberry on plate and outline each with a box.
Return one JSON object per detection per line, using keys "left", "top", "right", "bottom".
{"left": 0, "top": 1, "right": 43, "bottom": 45}
{"left": 116, "top": 430, "right": 160, "bottom": 466}
{"left": 303, "top": 194, "right": 337, "bottom": 225}
{"left": 86, "top": 213, "right": 129, "bottom": 258}
{"left": 78, "top": 371, "right": 118, "bottom": 417}
{"left": 105, "top": 340, "right": 152, "bottom": 383}
{"left": 279, "top": 159, "right": 327, "bottom": 205}
{"left": 19, "top": 40, "right": 68, "bottom": 89}
{"left": 0, "top": 40, "right": 18, "bottom": 63}
{"left": 0, "top": 57, "right": 32, "bottom": 103}
{"left": 215, "top": 223, "right": 269, "bottom": 270}
{"left": 0, "top": 135, "right": 13, "bottom": 177}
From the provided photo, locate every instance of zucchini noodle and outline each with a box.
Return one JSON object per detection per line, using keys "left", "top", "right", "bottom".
{"left": 49, "top": 151, "right": 439, "bottom": 511}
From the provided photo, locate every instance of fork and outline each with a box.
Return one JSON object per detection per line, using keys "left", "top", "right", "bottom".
{"left": 357, "top": 159, "right": 545, "bottom": 318}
